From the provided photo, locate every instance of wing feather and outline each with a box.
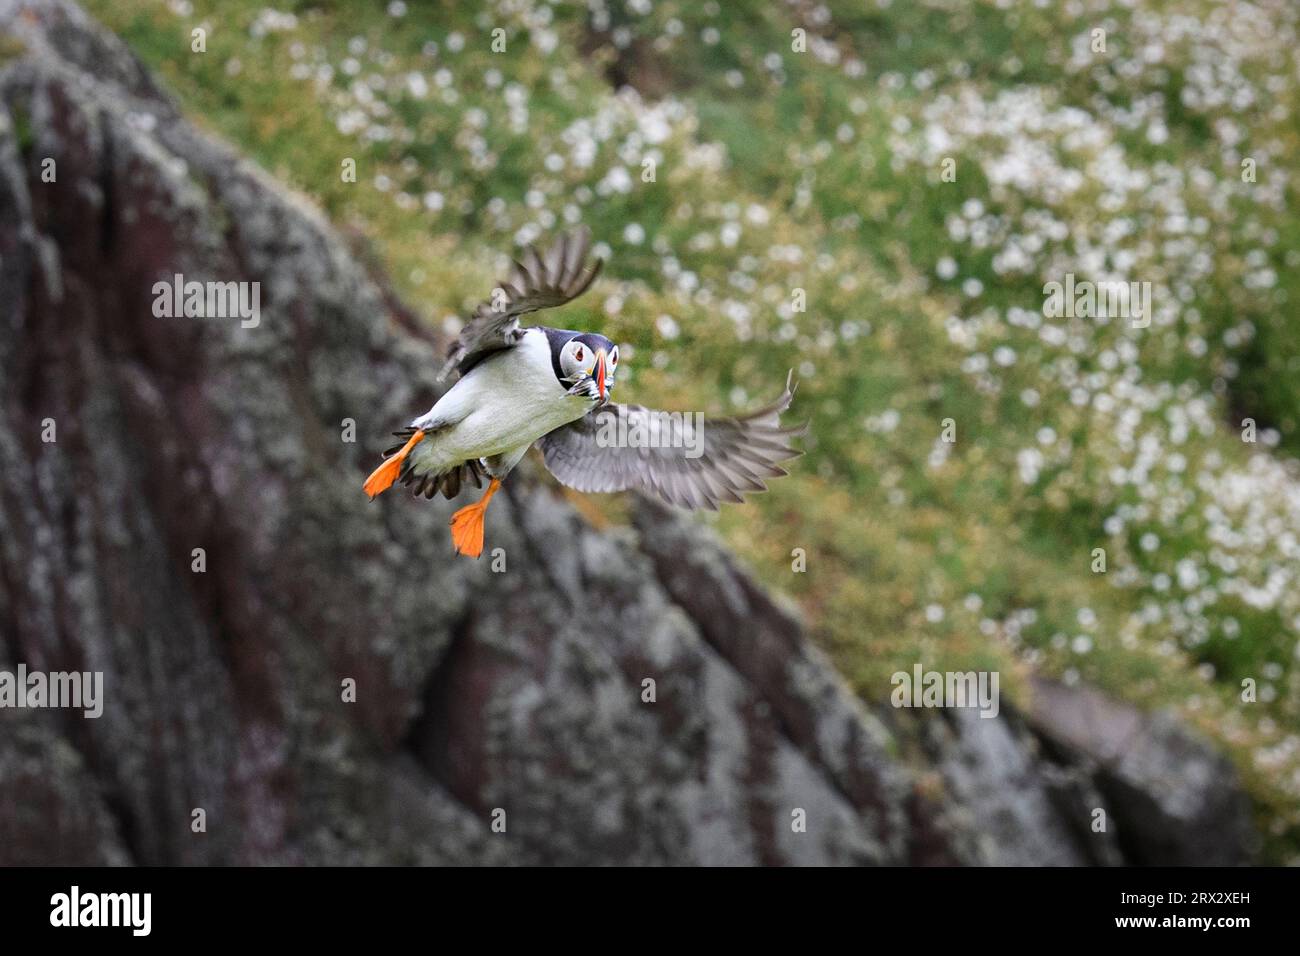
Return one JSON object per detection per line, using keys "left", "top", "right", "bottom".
{"left": 536, "top": 373, "right": 804, "bottom": 511}
{"left": 438, "top": 227, "right": 605, "bottom": 381}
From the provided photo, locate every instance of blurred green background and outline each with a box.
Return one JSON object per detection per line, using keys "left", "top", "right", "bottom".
{"left": 84, "top": 0, "right": 1300, "bottom": 860}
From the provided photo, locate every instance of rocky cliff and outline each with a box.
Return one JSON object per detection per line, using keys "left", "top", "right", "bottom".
{"left": 0, "top": 0, "right": 1255, "bottom": 865}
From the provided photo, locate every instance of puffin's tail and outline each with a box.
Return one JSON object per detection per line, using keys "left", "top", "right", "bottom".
{"left": 364, "top": 428, "right": 425, "bottom": 499}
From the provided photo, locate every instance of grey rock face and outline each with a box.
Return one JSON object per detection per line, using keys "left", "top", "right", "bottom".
{"left": 0, "top": 0, "right": 1257, "bottom": 865}
{"left": 1023, "top": 678, "right": 1256, "bottom": 865}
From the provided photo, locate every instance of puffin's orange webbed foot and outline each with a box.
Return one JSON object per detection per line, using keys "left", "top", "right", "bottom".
{"left": 449, "top": 478, "right": 501, "bottom": 558}
{"left": 364, "top": 429, "right": 425, "bottom": 499}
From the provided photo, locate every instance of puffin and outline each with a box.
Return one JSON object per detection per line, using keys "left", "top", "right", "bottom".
{"left": 363, "top": 227, "right": 803, "bottom": 558}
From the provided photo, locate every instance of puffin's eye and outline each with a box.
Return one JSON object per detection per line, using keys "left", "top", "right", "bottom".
{"left": 574, "top": 346, "right": 584, "bottom": 362}
{"left": 610, "top": 349, "right": 619, "bottom": 367}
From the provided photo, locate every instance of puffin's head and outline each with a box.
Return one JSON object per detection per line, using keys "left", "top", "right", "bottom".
{"left": 556, "top": 331, "right": 618, "bottom": 405}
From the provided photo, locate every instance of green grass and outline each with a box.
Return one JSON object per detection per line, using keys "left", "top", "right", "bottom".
{"left": 82, "top": 0, "right": 1300, "bottom": 860}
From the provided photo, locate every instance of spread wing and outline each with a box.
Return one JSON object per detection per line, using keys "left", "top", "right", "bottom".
{"left": 535, "top": 374, "right": 804, "bottom": 511}
{"left": 438, "top": 226, "right": 604, "bottom": 381}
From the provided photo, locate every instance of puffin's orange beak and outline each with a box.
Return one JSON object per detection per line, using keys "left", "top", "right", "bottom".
{"left": 595, "top": 349, "right": 608, "bottom": 403}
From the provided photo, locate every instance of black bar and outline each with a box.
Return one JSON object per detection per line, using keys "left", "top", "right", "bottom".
{"left": 0, "top": 865, "right": 1283, "bottom": 942}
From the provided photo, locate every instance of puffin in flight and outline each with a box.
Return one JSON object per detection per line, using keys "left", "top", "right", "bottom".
{"left": 363, "top": 227, "right": 803, "bottom": 558}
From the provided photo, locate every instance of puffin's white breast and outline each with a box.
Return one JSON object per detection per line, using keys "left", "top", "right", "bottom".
{"left": 414, "top": 329, "right": 590, "bottom": 469}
